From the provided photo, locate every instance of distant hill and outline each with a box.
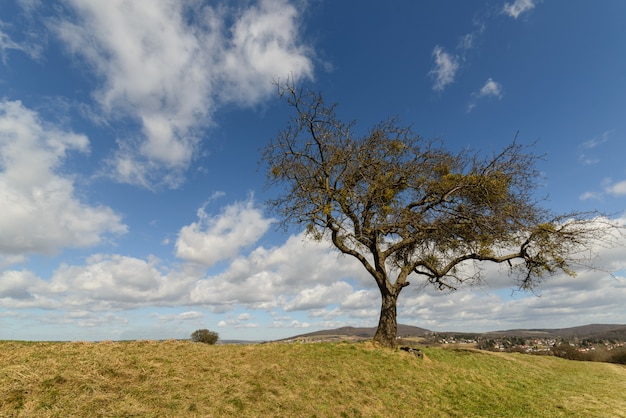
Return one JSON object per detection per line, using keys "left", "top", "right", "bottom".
{"left": 285, "top": 324, "right": 431, "bottom": 341}
{"left": 284, "top": 323, "right": 626, "bottom": 342}
{"left": 483, "top": 324, "right": 626, "bottom": 340}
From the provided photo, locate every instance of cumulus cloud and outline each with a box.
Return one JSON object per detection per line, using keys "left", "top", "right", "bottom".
{"left": 502, "top": 0, "right": 536, "bottom": 19}
{"left": 218, "top": 313, "right": 258, "bottom": 328}
{"left": 0, "top": 100, "right": 126, "bottom": 267}
{"left": 284, "top": 282, "right": 355, "bottom": 311}
{"left": 52, "top": 0, "right": 313, "bottom": 188}
{"left": 45, "top": 254, "right": 200, "bottom": 310}
{"left": 218, "top": 0, "right": 314, "bottom": 105}
{"left": 2, "top": 216, "right": 624, "bottom": 336}
{"left": 429, "top": 46, "right": 460, "bottom": 91}
{"left": 0, "top": 270, "right": 42, "bottom": 299}
{"left": 175, "top": 198, "right": 274, "bottom": 267}
{"left": 189, "top": 231, "right": 370, "bottom": 309}
{"left": 340, "top": 289, "right": 379, "bottom": 310}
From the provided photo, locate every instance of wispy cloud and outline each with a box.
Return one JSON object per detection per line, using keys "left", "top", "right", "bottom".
{"left": 0, "top": 21, "right": 43, "bottom": 62}
{"left": 429, "top": 45, "right": 460, "bottom": 91}
{"left": 581, "top": 130, "right": 611, "bottom": 150}
{"left": 579, "top": 191, "right": 602, "bottom": 201}
{"left": 578, "top": 130, "right": 612, "bottom": 165}
{"left": 457, "top": 17, "right": 487, "bottom": 52}
{"left": 429, "top": 1, "right": 529, "bottom": 95}
{"left": 502, "top": 0, "right": 536, "bottom": 19}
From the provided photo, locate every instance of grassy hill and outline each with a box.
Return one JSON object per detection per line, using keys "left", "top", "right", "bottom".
{"left": 2, "top": 340, "right": 625, "bottom": 417}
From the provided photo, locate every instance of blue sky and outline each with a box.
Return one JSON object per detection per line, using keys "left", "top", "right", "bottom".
{"left": 1, "top": 0, "right": 625, "bottom": 341}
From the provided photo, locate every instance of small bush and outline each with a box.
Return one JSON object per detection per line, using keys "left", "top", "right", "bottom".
{"left": 191, "top": 329, "right": 219, "bottom": 345}
{"left": 608, "top": 347, "right": 626, "bottom": 364}
{"left": 551, "top": 343, "right": 588, "bottom": 361}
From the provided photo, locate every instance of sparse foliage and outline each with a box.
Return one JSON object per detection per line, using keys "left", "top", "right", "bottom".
{"left": 262, "top": 80, "right": 624, "bottom": 348}
{"left": 191, "top": 329, "right": 219, "bottom": 345}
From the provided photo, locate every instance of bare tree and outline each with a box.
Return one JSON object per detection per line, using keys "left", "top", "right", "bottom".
{"left": 262, "top": 81, "right": 623, "bottom": 348}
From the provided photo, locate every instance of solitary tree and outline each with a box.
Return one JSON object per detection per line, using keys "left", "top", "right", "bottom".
{"left": 262, "top": 81, "right": 622, "bottom": 348}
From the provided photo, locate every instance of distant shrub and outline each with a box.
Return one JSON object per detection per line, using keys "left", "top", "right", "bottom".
{"left": 191, "top": 329, "right": 219, "bottom": 345}
{"left": 552, "top": 344, "right": 626, "bottom": 364}
{"left": 551, "top": 343, "right": 588, "bottom": 361}
{"left": 607, "top": 347, "right": 626, "bottom": 364}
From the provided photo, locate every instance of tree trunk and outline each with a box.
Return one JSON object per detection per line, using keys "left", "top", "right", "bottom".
{"left": 373, "top": 290, "right": 399, "bottom": 348}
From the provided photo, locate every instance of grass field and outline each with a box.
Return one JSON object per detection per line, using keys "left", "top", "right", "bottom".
{"left": 1, "top": 340, "right": 625, "bottom": 417}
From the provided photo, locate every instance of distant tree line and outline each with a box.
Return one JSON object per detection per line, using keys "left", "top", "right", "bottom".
{"left": 551, "top": 342, "right": 626, "bottom": 365}
{"left": 427, "top": 332, "right": 626, "bottom": 364}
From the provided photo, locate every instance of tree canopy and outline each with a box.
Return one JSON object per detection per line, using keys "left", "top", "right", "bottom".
{"left": 262, "top": 81, "right": 622, "bottom": 347}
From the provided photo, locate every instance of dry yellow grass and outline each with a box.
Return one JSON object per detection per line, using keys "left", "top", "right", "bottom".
{"left": 1, "top": 340, "right": 625, "bottom": 417}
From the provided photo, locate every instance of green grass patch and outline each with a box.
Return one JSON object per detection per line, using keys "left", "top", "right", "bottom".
{"left": 1, "top": 340, "right": 624, "bottom": 417}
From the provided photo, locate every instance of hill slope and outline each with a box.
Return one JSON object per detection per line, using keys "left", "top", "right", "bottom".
{"left": 2, "top": 340, "right": 625, "bottom": 417}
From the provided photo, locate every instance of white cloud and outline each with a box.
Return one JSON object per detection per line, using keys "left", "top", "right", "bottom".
{"left": 2, "top": 215, "right": 624, "bottom": 336}
{"left": 175, "top": 198, "right": 274, "bottom": 267}
{"left": 189, "top": 231, "right": 369, "bottom": 309}
{"left": 0, "top": 270, "right": 41, "bottom": 299}
{"left": 478, "top": 78, "right": 503, "bottom": 98}
{"left": 44, "top": 254, "right": 199, "bottom": 310}
{"left": 340, "top": 289, "right": 379, "bottom": 310}
{"left": 0, "top": 100, "right": 126, "bottom": 267}
{"left": 284, "top": 282, "right": 354, "bottom": 311}
{"left": 272, "top": 318, "right": 310, "bottom": 328}
{"left": 218, "top": 313, "right": 258, "bottom": 328}
{"left": 238, "top": 313, "right": 253, "bottom": 321}
{"left": 76, "top": 313, "right": 128, "bottom": 328}
{"left": 579, "top": 191, "right": 602, "bottom": 201}
{"left": 502, "top": 0, "right": 536, "bottom": 19}
{"left": 605, "top": 180, "right": 626, "bottom": 197}
{"left": 467, "top": 78, "right": 503, "bottom": 112}
{"left": 429, "top": 45, "right": 460, "bottom": 91}
{"left": 52, "top": 0, "right": 313, "bottom": 188}
{"left": 218, "top": 0, "right": 314, "bottom": 105}
{"left": 582, "top": 170, "right": 626, "bottom": 199}
{"left": 177, "top": 311, "right": 204, "bottom": 320}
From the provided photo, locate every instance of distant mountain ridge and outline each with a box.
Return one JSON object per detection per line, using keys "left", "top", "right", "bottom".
{"left": 286, "top": 324, "right": 430, "bottom": 340}
{"left": 287, "top": 324, "right": 626, "bottom": 341}
{"left": 483, "top": 324, "right": 626, "bottom": 340}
